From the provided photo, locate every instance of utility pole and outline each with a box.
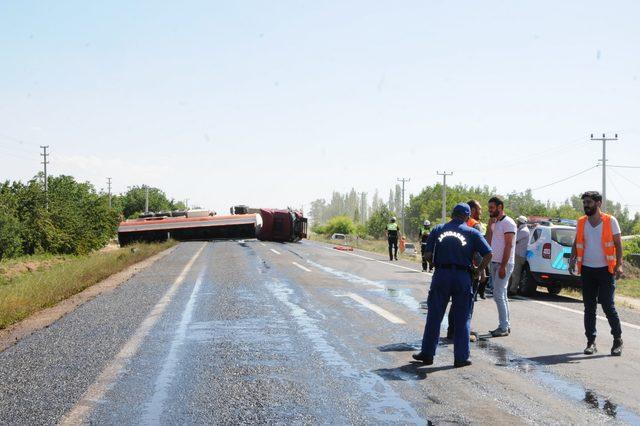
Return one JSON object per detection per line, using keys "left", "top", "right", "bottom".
{"left": 144, "top": 185, "right": 149, "bottom": 213}
{"left": 106, "top": 177, "right": 112, "bottom": 208}
{"left": 40, "top": 146, "right": 49, "bottom": 209}
{"left": 590, "top": 133, "right": 618, "bottom": 212}
{"left": 397, "top": 178, "right": 410, "bottom": 235}
{"left": 437, "top": 171, "right": 454, "bottom": 223}
{"left": 185, "top": 199, "right": 189, "bottom": 210}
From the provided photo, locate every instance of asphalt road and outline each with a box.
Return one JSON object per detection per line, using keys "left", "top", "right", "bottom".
{"left": 1, "top": 240, "right": 640, "bottom": 425}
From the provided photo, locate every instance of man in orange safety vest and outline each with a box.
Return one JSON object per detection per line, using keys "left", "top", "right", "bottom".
{"left": 569, "top": 191, "right": 624, "bottom": 357}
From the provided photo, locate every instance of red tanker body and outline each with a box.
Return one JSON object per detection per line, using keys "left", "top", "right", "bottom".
{"left": 117, "top": 208, "right": 306, "bottom": 245}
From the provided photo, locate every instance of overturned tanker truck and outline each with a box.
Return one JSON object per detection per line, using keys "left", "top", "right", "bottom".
{"left": 117, "top": 206, "right": 307, "bottom": 246}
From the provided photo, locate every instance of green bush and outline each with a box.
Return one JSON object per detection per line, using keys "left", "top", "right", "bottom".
{"left": 0, "top": 211, "right": 23, "bottom": 260}
{"left": 623, "top": 237, "right": 640, "bottom": 260}
{"left": 367, "top": 206, "right": 394, "bottom": 239}
{"left": 354, "top": 223, "right": 368, "bottom": 238}
{"left": 325, "top": 216, "right": 355, "bottom": 235}
{"left": 311, "top": 223, "right": 328, "bottom": 235}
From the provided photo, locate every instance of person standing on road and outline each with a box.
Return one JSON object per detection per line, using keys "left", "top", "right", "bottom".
{"left": 386, "top": 217, "right": 401, "bottom": 261}
{"left": 508, "top": 216, "right": 530, "bottom": 296}
{"left": 485, "top": 196, "right": 517, "bottom": 337}
{"left": 569, "top": 191, "right": 624, "bottom": 356}
{"left": 413, "top": 203, "right": 492, "bottom": 368}
{"left": 419, "top": 220, "right": 432, "bottom": 271}
{"left": 446, "top": 200, "right": 487, "bottom": 341}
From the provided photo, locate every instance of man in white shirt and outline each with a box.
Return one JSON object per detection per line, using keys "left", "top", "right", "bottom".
{"left": 485, "top": 196, "right": 517, "bottom": 337}
{"left": 508, "top": 216, "right": 530, "bottom": 295}
{"left": 569, "top": 191, "right": 624, "bottom": 356}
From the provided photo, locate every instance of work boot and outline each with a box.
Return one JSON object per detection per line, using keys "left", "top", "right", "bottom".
{"left": 490, "top": 327, "right": 509, "bottom": 337}
{"left": 412, "top": 352, "right": 434, "bottom": 365}
{"left": 611, "top": 338, "right": 623, "bottom": 356}
{"left": 470, "top": 332, "right": 478, "bottom": 342}
{"left": 454, "top": 359, "right": 472, "bottom": 368}
{"left": 584, "top": 341, "right": 597, "bottom": 355}
{"left": 394, "top": 256, "right": 398, "bottom": 261}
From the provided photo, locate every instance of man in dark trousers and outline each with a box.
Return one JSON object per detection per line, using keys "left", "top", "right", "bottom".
{"left": 569, "top": 191, "right": 624, "bottom": 356}
{"left": 419, "top": 219, "right": 432, "bottom": 271}
{"left": 413, "top": 203, "right": 492, "bottom": 368}
{"left": 386, "top": 216, "right": 400, "bottom": 261}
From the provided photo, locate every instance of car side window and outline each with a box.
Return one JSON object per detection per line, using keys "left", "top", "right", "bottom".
{"left": 530, "top": 229, "right": 542, "bottom": 243}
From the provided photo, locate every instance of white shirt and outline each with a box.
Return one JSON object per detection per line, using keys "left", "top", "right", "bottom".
{"left": 490, "top": 215, "right": 518, "bottom": 264}
{"left": 515, "top": 225, "right": 531, "bottom": 258}
{"left": 582, "top": 216, "right": 621, "bottom": 268}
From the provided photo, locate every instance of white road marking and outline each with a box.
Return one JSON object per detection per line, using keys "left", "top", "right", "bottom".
{"left": 142, "top": 258, "right": 208, "bottom": 423}
{"left": 345, "top": 293, "right": 406, "bottom": 324}
{"left": 292, "top": 262, "right": 311, "bottom": 272}
{"left": 59, "top": 243, "right": 208, "bottom": 426}
{"left": 522, "top": 298, "right": 640, "bottom": 331}
{"left": 270, "top": 248, "right": 281, "bottom": 255}
{"left": 260, "top": 242, "right": 267, "bottom": 247}
{"left": 317, "top": 243, "right": 430, "bottom": 275}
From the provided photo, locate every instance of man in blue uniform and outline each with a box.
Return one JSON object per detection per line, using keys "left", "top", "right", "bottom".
{"left": 413, "top": 203, "right": 493, "bottom": 368}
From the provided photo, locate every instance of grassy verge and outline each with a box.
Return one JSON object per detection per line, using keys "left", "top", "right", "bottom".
{"left": 0, "top": 241, "right": 176, "bottom": 329}
{"left": 309, "top": 234, "right": 422, "bottom": 262}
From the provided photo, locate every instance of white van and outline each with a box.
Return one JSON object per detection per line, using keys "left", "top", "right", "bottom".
{"left": 515, "top": 223, "right": 580, "bottom": 295}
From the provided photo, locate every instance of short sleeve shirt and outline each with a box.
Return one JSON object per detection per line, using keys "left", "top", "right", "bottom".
{"left": 515, "top": 225, "right": 531, "bottom": 258}
{"left": 426, "top": 220, "right": 492, "bottom": 268}
{"left": 582, "top": 216, "right": 621, "bottom": 268}
{"left": 490, "top": 215, "right": 518, "bottom": 264}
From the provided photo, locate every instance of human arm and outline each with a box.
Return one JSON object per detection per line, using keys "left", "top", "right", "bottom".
{"left": 499, "top": 232, "right": 515, "bottom": 279}
{"left": 614, "top": 233, "right": 623, "bottom": 279}
{"left": 569, "top": 239, "right": 578, "bottom": 275}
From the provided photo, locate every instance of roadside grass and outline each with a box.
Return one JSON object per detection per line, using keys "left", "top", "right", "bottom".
{"left": 309, "top": 233, "right": 423, "bottom": 263}
{"left": 0, "top": 241, "right": 176, "bottom": 330}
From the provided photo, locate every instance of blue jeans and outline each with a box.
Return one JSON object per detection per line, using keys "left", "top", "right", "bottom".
{"left": 420, "top": 269, "right": 474, "bottom": 361}
{"left": 491, "top": 262, "right": 514, "bottom": 331}
{"left": 581, "top": 266, "right": 622, "bottom": 342}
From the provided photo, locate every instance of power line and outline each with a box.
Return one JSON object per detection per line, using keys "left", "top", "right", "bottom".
{"left": 609, "top": 167, "right": 640, "bottom": 190}
{"left": 530, "top": 165, "right": 599, "bottom": 191}
{"left": 609, "top": 165, "right": 640, "bottom": 169}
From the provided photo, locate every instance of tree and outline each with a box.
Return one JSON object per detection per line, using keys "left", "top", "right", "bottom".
{"left": 367, "top": 205, "right": 394, "bottom": 239}
{"left": 119, "top": 186, "right": 173, "bottom": 218}
{"left": 325, "top": 216, "right": 355, "bottom": 235}
{"left": 0, "top": 211, "right": 22, "bottom": 260}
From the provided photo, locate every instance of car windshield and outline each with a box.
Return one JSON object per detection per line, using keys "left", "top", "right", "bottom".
{"left": 552, "top": 228, "right": 576, "bottom": 247}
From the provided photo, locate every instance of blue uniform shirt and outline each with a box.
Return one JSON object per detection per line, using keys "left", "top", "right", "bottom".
{"left": 425, "top": 219, "right": 492, "bottom": 268}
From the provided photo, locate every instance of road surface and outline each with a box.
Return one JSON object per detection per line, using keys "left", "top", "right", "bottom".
{"left": 1, "top": 240, "right": 639, "bottom": 425}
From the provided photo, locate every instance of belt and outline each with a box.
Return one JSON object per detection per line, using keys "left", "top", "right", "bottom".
{"left": 435, "top": 264, "right": 471, "bottom": 272}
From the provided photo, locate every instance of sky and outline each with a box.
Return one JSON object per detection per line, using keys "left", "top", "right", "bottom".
{"left": 1, "top": 1, "right": 639, "bottom": 216}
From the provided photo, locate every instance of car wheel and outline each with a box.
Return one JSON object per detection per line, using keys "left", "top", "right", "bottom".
{"left": 548, "top": 285, "right": 561, "bottom": 295}
{"left": 519, "top": 266, "right": 537, "bottom": 296}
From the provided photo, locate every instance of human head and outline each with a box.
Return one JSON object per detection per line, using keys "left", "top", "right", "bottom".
{"left": 516, "top": 215, "right": 528, "bottom": 226}
{"left": 488, "top": 196, "right": 505, "bottom": 218}
{"left": 390, "top": 216, "right": 397, "bottom": 222}
{"left": 423, "top": 220, "right": 431, "bottom": 228}
{"left": 467, "top": 199, "right": 482, "bottom": 220}
{"left": 581, "top": 191, "right": 602, "bottom": 217}
{"left": 452, "top": 203, "right": 471, "bottom": 221}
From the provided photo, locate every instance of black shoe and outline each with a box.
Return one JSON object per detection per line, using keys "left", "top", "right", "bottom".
{"left": 611, "top": 338, "right": 623, "bottom": 356}
{"left": 479, "top": 293, "right": 486, "bottom": 300}
{"left": 490, "top": 327, "right": 509, "bottom": 337}
{"left": 454, "top": 359, "right": 472, "bottom": 368}
{"left": 412, "top": 352, "right": 434, "bottom": 365}
{"left": 584, "top": 341, "right": 597, "bottom": 355}
{"left": 394, "top": 256, "right": 398, "bottom": 261}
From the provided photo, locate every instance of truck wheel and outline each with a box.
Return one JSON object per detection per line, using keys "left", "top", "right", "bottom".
{"left": 519, "top": 266, "right": 537, "bottom": 296}
{"left": 548, "top": 285, "right": 561, "bottom": 295}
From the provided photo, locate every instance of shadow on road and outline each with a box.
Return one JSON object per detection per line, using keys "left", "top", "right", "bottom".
{"left": 373, "top": 363, "right": 455, "bottom": 381}
{"left": 527, "top": 352, "right": 609, "bottom": 365}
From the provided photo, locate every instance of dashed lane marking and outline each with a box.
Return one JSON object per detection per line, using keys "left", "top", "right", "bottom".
{"left": 260, "top": 242, "right": 267, "bottom": 247}
{"left": 316, "top": 243, "right": 431, "bottom": 275}
{"left": 270, "top": 249, "right": 281, "bottom": 255}
{"left": 292, "top": 262, "right": 311, "bottom": 272}
{"left": 59, "top": 243, "right": 208, "bottom": 426}
{"left": 343, "top": 293, "right": 407, "bottom": 324}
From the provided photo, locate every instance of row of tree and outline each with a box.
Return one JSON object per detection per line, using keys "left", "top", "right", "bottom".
{"left": 310, "top": 185, "right": 640, "bottom": 241}
{"left": 0, "top": 175, "right": 186, "bottom": 260}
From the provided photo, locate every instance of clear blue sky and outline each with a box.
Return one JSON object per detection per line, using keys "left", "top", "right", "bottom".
{"left": 2, "top": 1, "right": 639, "bottom": 215}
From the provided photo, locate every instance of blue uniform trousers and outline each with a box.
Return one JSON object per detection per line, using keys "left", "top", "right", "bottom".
{"left": 420, "top": 268, "right": 474, "bottom": 361}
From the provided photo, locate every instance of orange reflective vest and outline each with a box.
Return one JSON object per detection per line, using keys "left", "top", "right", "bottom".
{"left": 467, "top": 218, "right": 479, "bottom": 228}
{"left": 575, "top": 214, "right": 616, "bottom": 274}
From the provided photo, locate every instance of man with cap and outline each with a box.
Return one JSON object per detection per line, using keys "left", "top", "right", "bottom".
{"left": 386, "top": 216, "right": 401, "bottom": 261}
{"left": 508, "top": 215, "right": 530, "bottom": 295}
{"left": 413, "top": 203, "right": 493, "bottom": 368}
{"left": 419, "top": 219, "right": 432, "bottom": 271}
